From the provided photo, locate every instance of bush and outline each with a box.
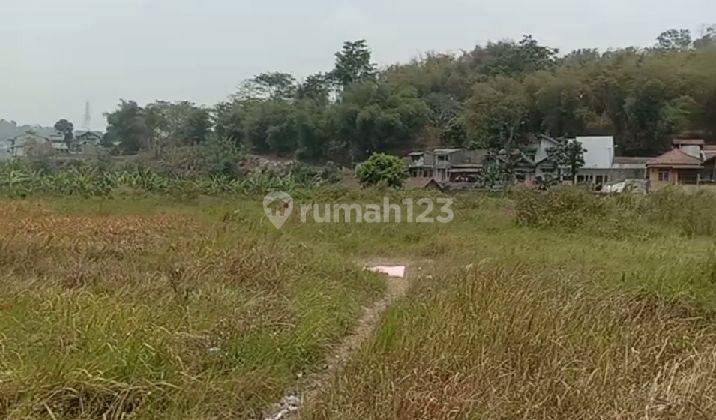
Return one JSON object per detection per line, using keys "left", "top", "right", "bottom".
{"left": 513, "top": 186, "right": 716, "bottom": 238}
{"left": 355, "top": 153, "right": 408, "bottom": 188}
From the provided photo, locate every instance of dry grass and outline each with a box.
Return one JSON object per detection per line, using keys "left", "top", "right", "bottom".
{"left": 304, "top": 262, "right": 716, "bottom": 419}
{"left": 0, "top": 199, "right": 383, "bottom": 419}
{"left": 2, "top": 190, "right": 715, "bottom": 419}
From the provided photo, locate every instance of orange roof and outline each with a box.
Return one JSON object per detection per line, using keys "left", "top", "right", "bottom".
{"left": 646, "top": 149, "right": 703, "bottom": 168}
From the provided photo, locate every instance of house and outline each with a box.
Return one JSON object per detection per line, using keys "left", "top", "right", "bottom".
{"left": 534, "top": 136, "right": 647, "bottom": 185}
{"left": 0, "top": 139, "right": 11, "bottom": 160}
{"left": 645, "top": 139, "right": 716, "bottom": 188}
{"left": 408, "top": 151, "right": 435, "bottom": 178}
{"left": 433, "top": 149, "right": 463, "bottom": 182}
{"left": 573, "top": 136, "right": 617, "bottom": 185}
{"left": 75, "top": 130, "right": 104, "bottom": 150}
{"left": 48, "top": 132, "right": 69, "bottom": 153}
{"left": 647, "top": 149, "right": 703, "bottom": 187}
{"left": 8, "top": 132, "right": 49, "bottom": 157}
{"left": 6, "top": 131, "right": 67, "bottom": 156}
{"left": 408, "top": 148, "right": 491, "bottom": 185}
{"left": 407, "top": 134, "right": 653, "bottom": 188}
{"left": 703, "top": 145, "right": 716, "bottom": 182}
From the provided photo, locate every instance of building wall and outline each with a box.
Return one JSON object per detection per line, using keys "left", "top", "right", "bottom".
{"left": 534, "top": 138, "right": 555, "bottom": 164}
{"left": 576, "top": 136, "right": 614, "bottom": 169}
{"left": 678, "top": 145, "right": 701, "bottom": 158}
{"left": 647, "top": 167, "right": 703, "bottom": 189}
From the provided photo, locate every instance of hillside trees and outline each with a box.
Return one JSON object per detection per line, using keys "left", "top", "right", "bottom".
{"left": 104, "top": 30, "right": 716, "bottom": 164}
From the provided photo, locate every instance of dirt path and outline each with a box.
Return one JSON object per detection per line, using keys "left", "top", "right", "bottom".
{"left": 262, "top": 259, "right": 418, "bottom": 420}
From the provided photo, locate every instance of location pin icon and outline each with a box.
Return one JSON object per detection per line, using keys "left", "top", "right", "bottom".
{"left": 263, "top": 191, "right": 293, "bottom": 229}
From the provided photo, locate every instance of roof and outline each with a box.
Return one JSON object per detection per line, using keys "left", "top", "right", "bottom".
{"left": 448, "top": 167, "right": 483, "bottom": 173}
{"left": 76, "top": 130, "right": 103, "bottom": 137}
{"left": 403, "top": 177, "right": 437, "bottom": 189}
{"left": 536, "top": 135, "right": 560, "bottom": 145}
{"left": 613, "top": 156, "right": 648, "bottom": 164}
{"left": 408, "top": 152, "right": 424, "bottom": 156}
{"left": 433, "top": 148, "right": 462, "bottom": 154}
{"left": 673, "top": 139, "right": 705, "bottom": 146}
{"left": 646, "top": 149, "right": 703, "bottom": 168}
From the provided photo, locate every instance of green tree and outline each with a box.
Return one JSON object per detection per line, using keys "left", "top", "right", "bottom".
{"left": 356, "top": 152, "right": 408, "bottom": 188}
{"left": 656, "top": 29, "right": 692, "bottom": 51}
{"left": 104, "top": 100, "right": 150, "bottom": 154}
{"left": 145, "top": 101, "right": 210, "bottom": 147}
{"left": 53, "top": 119, "right": 74, "bottom": 147}
{"left": 476, "top": 35, "right": 558, "bottom": 77}
{"left": 242, "top": 100, "right": 297, "bottom": 155}
{"left": 546, "top": 138, "right": 586, "bottom": 183}
{"left": 296, "top": 73, "right": 331, "bottom": 105}
{"left": 213, "top": 100, "right": 246, "bottom": 144}
{"left": 332, "top": 40, "right": 377, "bottom": 91}
{"left": 201, "top": 134, "right": 244, "bottom": 177}
{"left": 330, "top": 82, "right": 429, "bottom": 162}
{"left": 465, "top": 77, "right": 529, "bottom": 149}
{"left": 251, "top": 72, "right": 297, "bottom": 100}
{"left": 694, "top": 25, "right": 716, "bottom": 49}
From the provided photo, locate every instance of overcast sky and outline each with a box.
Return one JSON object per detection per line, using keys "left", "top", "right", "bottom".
{"left": 1, "top": 0, "right": 714, "bottom": 130}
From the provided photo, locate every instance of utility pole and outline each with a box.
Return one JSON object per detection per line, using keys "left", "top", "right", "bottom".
{"left": 83, "top": 101, "right": 92, "bottom": 131}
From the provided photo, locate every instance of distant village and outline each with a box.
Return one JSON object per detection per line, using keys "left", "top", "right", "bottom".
{"left": 0, "top": 120, "right": 104, "bottom": 159}
{"left": 406, "top": 136, "right": 716, "bottom": 192}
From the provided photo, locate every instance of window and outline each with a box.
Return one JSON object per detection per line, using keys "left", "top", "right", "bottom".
{"left": 658, "top": 170, "right": 669, "bottom": 182}
{"left": 437, "top": 155, "right": 449, "bottom": 162}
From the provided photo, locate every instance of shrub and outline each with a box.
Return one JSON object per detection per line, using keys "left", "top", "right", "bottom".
{"left": 513, "top": 186, "right": 716, "bottom": 238}
{"left": 355, "top": 153, "right": 408, "bottom": 188}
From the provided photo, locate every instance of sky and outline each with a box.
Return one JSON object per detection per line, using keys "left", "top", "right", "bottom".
{"left": 1, "top": 0, "right": 714, "bottom": 131}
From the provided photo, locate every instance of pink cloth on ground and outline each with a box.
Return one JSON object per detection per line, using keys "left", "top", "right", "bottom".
{"left": 367, "top": 266, "right": 406, "bottom": 278}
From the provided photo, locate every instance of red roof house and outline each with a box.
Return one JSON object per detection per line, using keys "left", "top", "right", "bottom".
{"left": 646, "top": 149, "right": 703, "bottom": 187}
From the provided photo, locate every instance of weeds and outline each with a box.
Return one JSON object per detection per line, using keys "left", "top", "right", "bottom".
{"left": 513, "top": 186, "right": 716, "bottom": 238}
{"left": 0, "top": 199, "right": 382, "bottom": 418}
{"left": 1, "top": 188, "right": 715, "bottom": 418}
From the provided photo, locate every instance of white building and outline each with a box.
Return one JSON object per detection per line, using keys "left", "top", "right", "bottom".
{"left": 576, "top": 136, "right": 614, "bottom": 169}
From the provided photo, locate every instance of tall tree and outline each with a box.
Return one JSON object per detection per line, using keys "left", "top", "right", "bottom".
{"left": 332, "top": 40, "right": 377, "bottom": 91}
{"left": 53, "top": 119, "right": 74, "bottom": 147}
{"left": 330, "top": 82, "right": 429, "bottom": 162}
{"left": 546, "top": 138, "right": 586, "bottom": 183}
{"left": 656, "top": 29, "right": 692, "bottom": 51}
{"left": 104, "top": 100, "right": 150, "bottom": 154}
{"left": 465, "top": 77, "right": 530, "bottom": 150}
{"left": 250, "top": 72, "right": 297, "bottom": 100}
{"left": 694, "top": 25, "right": 716, "bottom": 49}
{"left": 296, "top": 73, "right": 331, "bottom": 105}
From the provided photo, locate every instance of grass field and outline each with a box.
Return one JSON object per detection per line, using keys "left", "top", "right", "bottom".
{"left": 1, "top": 188, "right": 715, "bottom": 419}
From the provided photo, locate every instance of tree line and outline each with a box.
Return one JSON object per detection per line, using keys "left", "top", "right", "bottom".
{"left": 102, "top": 26, "right": 716, "bottom": 166}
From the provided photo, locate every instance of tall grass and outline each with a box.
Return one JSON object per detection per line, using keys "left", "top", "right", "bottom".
{"left": 1, "top": 188, "right": 714, "bottom": 418}
{"left": 304, "top": 263, "right": 716, "bottom": 419}
{"left": 0, "top": 200, "right": 383, "bottom": 418}
{"left": 514, "top": 186, "right": 716, "bottom": 238}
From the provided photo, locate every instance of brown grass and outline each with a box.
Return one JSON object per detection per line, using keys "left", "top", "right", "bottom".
{"left": 304, "top": 263, "right": 716, "bottom": 419}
